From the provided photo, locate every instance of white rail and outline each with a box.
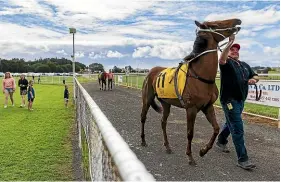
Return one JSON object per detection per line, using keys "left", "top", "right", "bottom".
{"left": 75, "top": 78, "right": 155, "bottom": 181}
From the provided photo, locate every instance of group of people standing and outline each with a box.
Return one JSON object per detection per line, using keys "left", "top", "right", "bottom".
{"left": 98, "top": 70, "right": 114, "bottom": 91}
{"left": 2, "top": 72, "right": 35, "bottom": 110}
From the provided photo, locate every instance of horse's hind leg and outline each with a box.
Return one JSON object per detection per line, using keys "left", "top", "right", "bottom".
{"left": 185, "top": 107, "right": 197, "bottom": 165}
{"left": 160, "top": 101, "right": 172, "bottom": 154}
{"left": 141, "top": 102, "right": 150, "bottom": 147}
{"left": 200, "top": 105, "right": 220, "bottom": 157}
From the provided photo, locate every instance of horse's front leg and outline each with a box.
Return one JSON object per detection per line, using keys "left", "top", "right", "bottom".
{"left": 185, "top": 107, "right": 197, "bottom": 165}
{"left": 200, "top": 104, "right": 220, "bottom": 157}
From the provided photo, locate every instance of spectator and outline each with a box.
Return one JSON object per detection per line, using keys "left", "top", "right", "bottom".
{"left": 2, "top": 72, "right": 16, "bottom": 108}
{"left": 18, "top": 74, "right": 28, "bottom": 107}
{"left": 27, "top": 80, "right": 35, "bottom": 111}
{"left": 107, "top": 70, "right": 114, "bottom": 91}
{"left": 64, "top": 85, "right": 69, "bottom": 108}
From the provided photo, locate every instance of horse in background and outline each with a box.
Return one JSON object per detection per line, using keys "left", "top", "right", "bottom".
{"left": 140, "top": 18, "right": 242, "bottom": 165}
{"left": 100, "top": 71, "right": 107, "bottom": 91}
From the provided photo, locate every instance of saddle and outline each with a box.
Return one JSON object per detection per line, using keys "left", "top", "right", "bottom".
{"left": 155, "top": 63, "right": 189, "bottom": 99}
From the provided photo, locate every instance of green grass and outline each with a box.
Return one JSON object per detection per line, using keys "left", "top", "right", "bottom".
{"left": 11, "top": 75, "right": 95, "bottom": 85}
{"left": 269, "top": 70, "right": 280, "bottom": 74}
{"left": 0, "top": 84, "right": 74, "bottom": 180}
{"left": 116, "top": 75, "right": 279, "bottom": 119}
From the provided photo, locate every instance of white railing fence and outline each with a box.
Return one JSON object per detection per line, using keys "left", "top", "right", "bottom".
{"left": 75, "top": 78, "right": 155, "bottom": 181}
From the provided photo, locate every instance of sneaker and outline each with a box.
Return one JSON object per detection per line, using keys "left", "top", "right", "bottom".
{"left": 12, "top": 104, "right": 14, "bottom": 107}
{"left": 20, "top": 105, "right": 23, "bottom": 108}
{"left": 216, "top": 142, "right": 230, "bottom": 153}
{"left": 237, "top": 160, "right": 256, "bottom": 170}
{"left": 4, "top": 105, "right": 7, "bottom": 108}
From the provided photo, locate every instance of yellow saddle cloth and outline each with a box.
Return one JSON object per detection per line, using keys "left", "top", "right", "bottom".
{"left": 155, "top": 63, "right": 189, "bottom": 98}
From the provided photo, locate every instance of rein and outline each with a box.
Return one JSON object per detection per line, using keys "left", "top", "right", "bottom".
{"left": 254, "top": 83, "right": 262, "bottom": 101}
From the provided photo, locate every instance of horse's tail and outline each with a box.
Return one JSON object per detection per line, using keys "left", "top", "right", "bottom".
{"left": 142, "top": 74, "right": 162, "bottom": 114}
{"left": 150, "top": 97, "right": 162, "bottom": 113}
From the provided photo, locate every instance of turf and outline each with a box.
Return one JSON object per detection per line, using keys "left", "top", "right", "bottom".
{"left": 0, "top": 84, "right": 74, "bottom": 180}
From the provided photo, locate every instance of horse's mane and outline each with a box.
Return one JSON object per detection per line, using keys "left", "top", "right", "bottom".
{"left": 183, "top": 35, "right": 208, "bottom": 62}
{"left": 192, "top": 36, "right": 208, "bottom": 55}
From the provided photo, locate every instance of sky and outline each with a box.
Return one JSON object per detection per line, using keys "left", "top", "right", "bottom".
{"left": 0, "top": 0, "right": 279, "bottom": 71}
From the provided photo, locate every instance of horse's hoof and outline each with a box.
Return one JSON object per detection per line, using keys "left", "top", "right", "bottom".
{"left": 166, "top": 148, "right": 173, "bottom": 154}
{"left": 188, "top": 160, "right": 197, "bottom": 166}
{"left": 141, "top": 142, "right": 147, "bottom": 147}
{"left": 199, "top": 148, "right": 206, "bottom": 157}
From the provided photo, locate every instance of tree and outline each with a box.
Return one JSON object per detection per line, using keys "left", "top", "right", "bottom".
{"left": 56, "top": 65, "right": 64, "bottom": 73}
{"left": 47, "top": 61, "right": 57, "bottom": 72}
{"left": 125, "top": 65, "right": 133, "bottom": 73}
{"left": 0, "top": 57, "right": 86, "bottom": 73}
{"left": 89, "top": 63, "right": 104, "bottom": 72}
{"left": 112, "top": 66, "right": 122, "bottom": 73}
{"left": 35, "top": 65, "right": 51, "bottom": 73}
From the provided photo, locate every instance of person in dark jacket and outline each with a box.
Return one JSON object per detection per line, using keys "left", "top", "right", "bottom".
{"left": 216, "top": 35, "right": 259, "bottom": 170}
{"left": 18, "top": 74, "right": 28, "bottom": 107}
{"left": 64, "top": 85, "right": 69, "bottom": 108}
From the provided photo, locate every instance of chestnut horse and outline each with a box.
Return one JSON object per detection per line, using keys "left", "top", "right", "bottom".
{"left": 140, "top": 19, "right": 242, "bottom": 165}
{"left": 100, "top": 71, "right": 107, "bottom": 91}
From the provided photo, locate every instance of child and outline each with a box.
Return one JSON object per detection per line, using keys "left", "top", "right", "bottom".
{"left": 64, "top": 85, "right": 69, "bottom": 108}
{"left": 27, "top": 80, "right": 35, "bottom": 111}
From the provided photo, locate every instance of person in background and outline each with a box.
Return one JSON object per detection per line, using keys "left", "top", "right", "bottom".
{"left": 216, "top": 35, "right": 259, "bottom": 170}
{"left": 27, "top": 80, "right": 35, "bottom": 111}
{"left": 107, "top": 70, "right": 114, "bottom": 91}
{"left": 2, "top": 72, "right": 16, "bottom": 108}
{"left": 64, "top": 85, "right": 69, "bottom": 108}
{"left": 18, "top": 74, "right": 28, "bottom": 107}
{"left": 63, "top": 76, "right": 66, "bottom": 85}
{"left": 38, "top": 75, "right": 41, "bottom": 84}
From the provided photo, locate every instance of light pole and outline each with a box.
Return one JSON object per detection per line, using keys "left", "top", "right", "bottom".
{"left": 69, "top": 27, "right": 76, "bottom": 103}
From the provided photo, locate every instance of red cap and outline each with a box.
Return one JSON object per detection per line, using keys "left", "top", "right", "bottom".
{"left": 231, "top": 43, "right": 240, "bottom": 51}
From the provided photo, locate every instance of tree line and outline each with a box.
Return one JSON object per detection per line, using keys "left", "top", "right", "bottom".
{"left": 89, "top": 63, "right": 149, "bottom": 73}
{"left": 0, "top": 57, "right": 86, "bottom": 73}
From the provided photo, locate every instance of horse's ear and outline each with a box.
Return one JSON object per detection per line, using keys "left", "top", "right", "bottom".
{"left": 195, "top": 20, "right": 207, "bottom": 29}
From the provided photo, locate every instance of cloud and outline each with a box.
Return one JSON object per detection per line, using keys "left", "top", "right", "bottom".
{"left": 56, "top": 49, "right": 67, "bottom": 55}
{"left": 263, "top": 46, "right": 280, "bottom": 56}
{"left": 132, "top": 46, "right": 151, "bottom": 58}
{"left": 75, "top": 51, "right": 84, "bottom": 58}
{"left": 0, "top": 0, "right": 53, "bottom": 19}
{"left": 132, "top": 42, "right": 193, "bottom": 60}
{"left": 0, "top": 1, "right": 279, "bottom": 68}
{"left": 89, "top": 52, "right": 106, "bottom": 59}
{"left": 205, "top": 5, "right": 280, "bottom": 27}
{"left": 107, "top": 50, "right": 125, "bottom": 58}
{"left": 263, "top": 29, "right": 280, "bottom": 38}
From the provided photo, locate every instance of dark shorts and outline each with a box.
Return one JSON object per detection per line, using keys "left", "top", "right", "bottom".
{"left": 20, "top": 89, "right": 27, "bottom": 95}
{"left": 28, "top": 98, "right": 34, "bottom": 102}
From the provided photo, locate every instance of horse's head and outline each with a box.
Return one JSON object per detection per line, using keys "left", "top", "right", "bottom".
{"left": 194, "top": 19, "right": 241, "bottom": 43}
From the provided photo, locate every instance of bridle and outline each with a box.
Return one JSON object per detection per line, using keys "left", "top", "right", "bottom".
{"left": 175, "top": 25, "right": 242, "bottom": 108}
{"left": 186, "top": 25, "right": 241, "bottom": 63}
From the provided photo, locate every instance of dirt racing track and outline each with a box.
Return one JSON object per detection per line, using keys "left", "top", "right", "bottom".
{"left": 82, "top": 82, "right": 280, "bottom": 181}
